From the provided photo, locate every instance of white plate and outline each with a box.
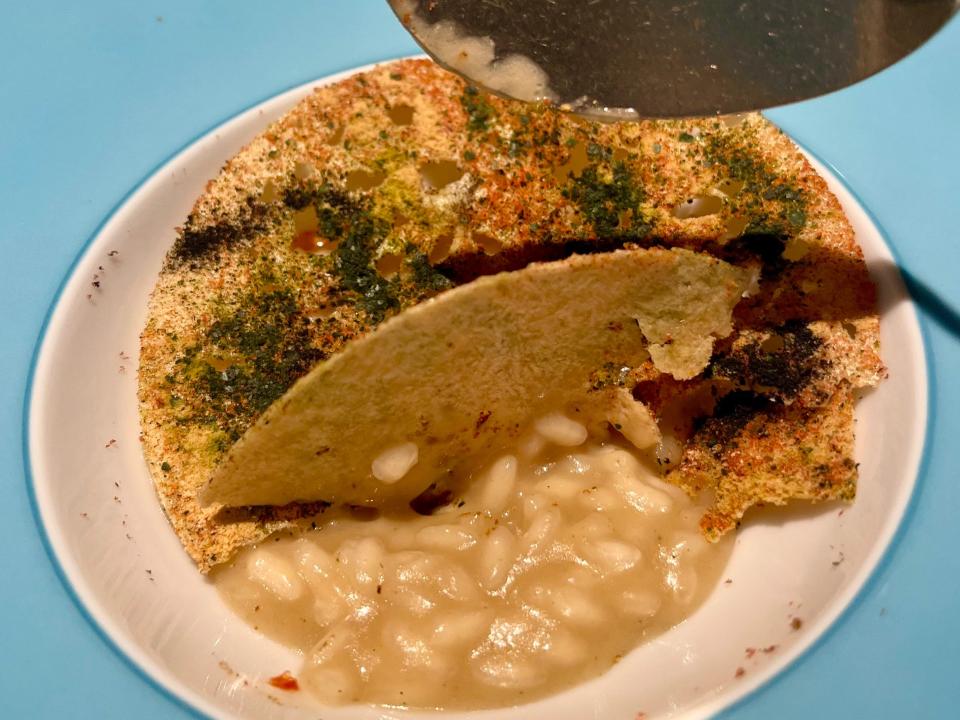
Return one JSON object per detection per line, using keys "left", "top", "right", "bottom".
{"left": 27, "top": 60, "right": 927, "bottom": 720}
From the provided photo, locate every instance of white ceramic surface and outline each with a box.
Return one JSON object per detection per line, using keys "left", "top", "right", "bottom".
{"left": 28, "top": 61, "right": 927, "bottom": 720}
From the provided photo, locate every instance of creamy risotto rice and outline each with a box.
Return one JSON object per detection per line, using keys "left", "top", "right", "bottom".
{"left": 215, "top": 414, "right": 732, "bottom": 709}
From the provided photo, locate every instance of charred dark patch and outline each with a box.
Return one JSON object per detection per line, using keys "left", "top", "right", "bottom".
{"left": 691, "top": 391, "right": 774, "bottom": 456}
{"left": 410, "top": 482, "right": 454, "bottom": 516}
{"left": 170, "top": 198, "right": 273, "bottom": 265}
{"left": 214, "top": 499, "right": 331, "bottom": 525}
{"left": 474, "top": 410, "right": 492, "bottom": 437}
{"left": 347, "top": 505, "right": 380, "bottom": 521}
{"left": 708, "top": 321, "right": 822, "bottom": 398}
{"left": 282, "top": 184, "right": 318, "bottom": 211}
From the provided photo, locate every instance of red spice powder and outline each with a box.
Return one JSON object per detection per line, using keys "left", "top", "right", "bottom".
{"left": 268, "top": 671, "right": 300, "bottom": 691}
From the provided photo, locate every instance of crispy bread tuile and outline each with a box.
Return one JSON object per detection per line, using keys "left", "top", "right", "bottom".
{"left": 139, "top": 59, "right": 883, "bottom": 571}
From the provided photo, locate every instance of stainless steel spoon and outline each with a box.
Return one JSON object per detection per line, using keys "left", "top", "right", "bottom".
{"left": 389, "top": 0, "right": 957, "bottom": 118}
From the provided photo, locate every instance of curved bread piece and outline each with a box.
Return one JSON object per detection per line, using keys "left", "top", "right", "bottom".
{"left": 139, "top": 58, "right": 883, "bottom": 571}
{"left": 201, "top": 248, "right": 750, "bottom": 508}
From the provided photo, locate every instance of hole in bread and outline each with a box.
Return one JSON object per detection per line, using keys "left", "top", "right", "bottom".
{"left": 387, "top": 104, "right": 415, "bottom": 126}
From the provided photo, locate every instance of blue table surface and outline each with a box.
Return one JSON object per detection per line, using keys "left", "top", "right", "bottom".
{"left": 2, "top": 2, "right": 958, "bottom": 717}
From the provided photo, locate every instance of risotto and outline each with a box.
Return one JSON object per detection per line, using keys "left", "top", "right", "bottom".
{"left": 215, "top": 413, "right": 733, "bottom": 709}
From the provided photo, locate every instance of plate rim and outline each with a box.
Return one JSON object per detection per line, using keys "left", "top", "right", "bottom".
{"left": 710, "top": 150, "right": 936, "bottom": 718}
{"left": 22, "top": 58, "right": 400, "bottom": 720}
{"left": 22, "top": 55, "right": 933, "bottom": 720}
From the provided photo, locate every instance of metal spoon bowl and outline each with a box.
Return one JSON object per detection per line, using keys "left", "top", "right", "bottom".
{"left": 390, "top": 0, "right": 957, "bottom": 118}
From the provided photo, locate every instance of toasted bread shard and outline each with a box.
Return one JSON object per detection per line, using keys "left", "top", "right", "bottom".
{"left": 668, "top": 388, "right": 858, "bottom": 540}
